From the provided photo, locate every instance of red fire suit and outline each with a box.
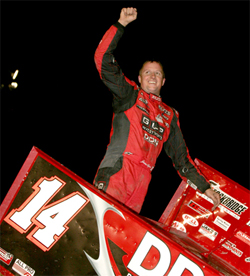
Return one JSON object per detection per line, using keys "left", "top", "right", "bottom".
{"left": 94, "top": 22, "right": 210, "bottom": 213}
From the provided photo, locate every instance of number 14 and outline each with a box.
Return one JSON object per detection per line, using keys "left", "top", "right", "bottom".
{"left": 4, "top": 176, "right": 89, "bottom": 251}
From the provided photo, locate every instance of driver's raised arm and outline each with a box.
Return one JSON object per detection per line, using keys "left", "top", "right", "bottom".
{"left": 94, "top": 8, "right": 138, "bottom": 101}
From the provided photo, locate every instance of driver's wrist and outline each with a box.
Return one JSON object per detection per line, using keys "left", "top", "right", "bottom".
{"left": 118, "top": 19, "right": 128, "bottom": 27}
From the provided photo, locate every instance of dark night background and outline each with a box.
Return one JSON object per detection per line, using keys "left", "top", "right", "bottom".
{"left": 1, "top": 1, "right": 249, "bottom": 221}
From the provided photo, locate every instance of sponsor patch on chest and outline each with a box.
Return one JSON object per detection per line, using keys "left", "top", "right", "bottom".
{"left": 141, "top": 114, "right": 165, "bottom": 141}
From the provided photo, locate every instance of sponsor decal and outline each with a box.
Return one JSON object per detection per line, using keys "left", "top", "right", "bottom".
{"left": 140, "top": 160, "right": 154, "bottom": 171}
{"left": 158, "top": 105, "right": 171, "bottom": 115}
{"left": 211, "top": 182, "right": 248, "bottom": 216}
{"left": 247, "top": 220, "right": 250, "bottom": 226}
{"left": 12, "top": 259, "right": 35, "bottom": 276}
{"left": 164, "top": 109, "right": 171, "bottom": 116}
{"left": 196, "top": 191, "right": 242, "bottom": 220}
{"left": 0, "top": 247, "right": 14, "bottom": 265}
{"left": 141, "top": 114, "right": 164, "bottom": 141}
{"left": 162, "top": 114, "right": 169, "bottom": 120}
{"left": 124, "top": 152, "right": 133, "bottom": 155}
{"left": 144, "top": 133, "right": 159, "bottom": 146}
{"left": 235, "top": 231, "right": 250, "bottom": 246}
{"left": 213, "top": 216, "right": 231, "bottom": 231}
{"left": 156, "top": 114, "right": 163, "bottom": 124}
{"left": 187, "top": 200, "right": 211, "bottom": 218}
{"left": 219, "top": 206, "right": 241, "bottom": 220}
{"left": 151, "top": 94, "right": 161, "bottom": 102}
{"left": 187, "top": 179, "right": 197, "bottom": 190}
{"left": 198, "top": 223, "right": 218, "bottom": 241}
{"left": 151, "top": 120, "right": 164, "bottom": 134}
{"left": 222, "top": 241, "right": 243, "bottom": 257}
{"left": 171, "top": 221, "right": 186, "bottom": 233}
{"left": 127, "top": 234, "right": 204, "bottom": 276}
{"left": 136, "top": 104, "right": 149, "bottom": 115}
{"left": 182, "top": 214, "right": 199, "bottom": 227}
{"left": 139, "top": 97, "right": 148, "bottom": 105}
{"left": 142, "top": 114, "right": 150, "bottom": 126}
{"left": 142, "top": 124, "right": 162, "bottom": 140}
{"left": 164, "top": 122, "right": 170, "bottom": 128}
{"left": 4, "top": 176, "right": 89, "bottom": 252}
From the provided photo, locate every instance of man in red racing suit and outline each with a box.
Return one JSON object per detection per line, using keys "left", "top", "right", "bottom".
{"left": 93, "top": 7, "right": 220, "bottom": 214}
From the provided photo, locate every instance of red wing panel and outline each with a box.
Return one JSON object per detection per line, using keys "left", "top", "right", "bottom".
{"left": 159, "top": 158, "right": 250, "bottom": 275}
{"left": 0, "top": 147, "right": 224, "bottom": 276}
{"left": 209, "top": 219, "right": 250, "bottom": 276}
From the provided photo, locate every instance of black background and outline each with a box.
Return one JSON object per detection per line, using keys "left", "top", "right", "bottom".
{"left": 1, "top": 1, "right": 249, "bottom": 221}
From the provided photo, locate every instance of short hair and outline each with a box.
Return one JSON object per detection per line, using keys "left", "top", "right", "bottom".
{"left": 139, "top": 60, "right": 165, "bottom": 78}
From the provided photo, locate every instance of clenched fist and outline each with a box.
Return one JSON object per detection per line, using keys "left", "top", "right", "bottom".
{"left": 118, "top": 7, "right": 137, "bottom": 27}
